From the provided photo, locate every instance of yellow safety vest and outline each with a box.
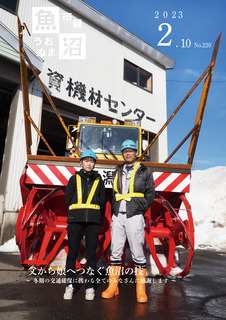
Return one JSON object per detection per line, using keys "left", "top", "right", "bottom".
{"left": 69, "top": 174, "right": 100, "bottom": 210}
{"left": 113, "top": 162, "right": 144, "bottom": 202}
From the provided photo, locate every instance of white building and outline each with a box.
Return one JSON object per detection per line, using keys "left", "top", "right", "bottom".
{"left": 0, "top": 0, "right": 175, "bottom": 243}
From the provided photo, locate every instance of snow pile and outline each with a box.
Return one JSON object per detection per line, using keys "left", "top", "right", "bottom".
{"left": 0, "top": 236, "right": 19, "bottom": 253}
{"left": 0, "top": 166, "right": 226, "bottom": 253}
{"left": 187, "top": 166, "right": 226, "bottom": 251}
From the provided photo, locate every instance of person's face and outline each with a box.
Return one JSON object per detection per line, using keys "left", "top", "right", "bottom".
{"left": 122, "top": 148, "right": 137, "bottom": 165}
{"left": 82, "top": 157, "right": 95, "bottom": 172}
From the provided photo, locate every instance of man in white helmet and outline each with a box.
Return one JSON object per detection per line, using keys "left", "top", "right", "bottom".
{"left": 102, "top": 140, "right": 155, "bottom": 303}
{"left": 64, "top": 149, "right": 105, "bottom": 301}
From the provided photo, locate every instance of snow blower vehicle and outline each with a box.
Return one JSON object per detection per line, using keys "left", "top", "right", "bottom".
{"left": 16, "top": 17, "right": 222, "bottom": 277}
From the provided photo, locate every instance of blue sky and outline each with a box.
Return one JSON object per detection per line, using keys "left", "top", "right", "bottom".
{"left": 83, "top": 0, "right": 226, "bottom": 170}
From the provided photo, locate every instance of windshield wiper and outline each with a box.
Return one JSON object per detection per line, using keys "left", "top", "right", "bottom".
{"left": 79, "top": 132, "right": 92, "bottom": 152}
{"left": 100, "top": 134, "right": 118, "bottom": 160}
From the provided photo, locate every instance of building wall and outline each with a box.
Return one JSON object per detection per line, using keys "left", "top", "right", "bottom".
{"left": 0, "top": 81, "right": 43, "bottom": 244}
{"left": 0, "top": 0, "right": 171, "bottom": 243}
{"left": 0, "top": 0, "right": 168, "bottom": 158}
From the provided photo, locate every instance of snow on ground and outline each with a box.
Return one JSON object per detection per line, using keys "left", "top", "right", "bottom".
{"left": 0, "top": 166, "right": 226, "bottom": 253}
{"left": 187, "top": 166, "right": 226, "bottom": 251}
{"left": 0, "top": 236, "right": 19, "bottom": 253}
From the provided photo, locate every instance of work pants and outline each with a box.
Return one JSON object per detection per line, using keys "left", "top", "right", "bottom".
{"left": 110, "top": 213, "right": 146, "bottom": 268}
{"left": 66, "top": 222, "right": 100, "bottom": 288}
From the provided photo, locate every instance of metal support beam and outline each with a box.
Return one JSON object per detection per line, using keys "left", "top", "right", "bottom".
{"left": 25, "top": 111, "right": 56, "bottom": 156}
{"left": 187, "top": 32, "right": 222, "bottom": 165}
{"left": 138, "top": 32, "right": 222, "bottom": 165}
{"left": 164, "top": 122, "right": 200, "bottom": 163}
{"left": 17, "top": 16, "right": 81, "bottom": 157}
{"left": 17, "top": 16, "right": 32, "bottom": 154}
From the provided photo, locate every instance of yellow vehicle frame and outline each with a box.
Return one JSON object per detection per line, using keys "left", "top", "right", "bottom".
{"left": 66, "top": 122, "right": 143, "bottom": 161}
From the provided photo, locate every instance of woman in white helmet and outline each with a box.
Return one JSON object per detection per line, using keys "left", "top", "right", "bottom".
{"left": 64, "top": 149, "right": 105, "bottom": 301}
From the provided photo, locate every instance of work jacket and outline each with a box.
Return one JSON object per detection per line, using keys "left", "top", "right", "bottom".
{"left": 65, "top": 169, "right": 105, "bottom": 224}
{"left": 112, "top": 162, "right": 155, "bottom": 217}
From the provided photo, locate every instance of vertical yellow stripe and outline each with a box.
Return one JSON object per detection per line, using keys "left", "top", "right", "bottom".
{"left": 129, "top": 162, "right": 140, "bottom": 193}
{"left": 113, "top": 171, "right": 119, "bottom": 193}
{"left": 113, "top": 162, "right": 140, "bottom": 195}
{"left": 86, "top": 178, "right": 100, "bottom": 204}
{"left": 76, "top": 174, "right": 82, "bottom": 204}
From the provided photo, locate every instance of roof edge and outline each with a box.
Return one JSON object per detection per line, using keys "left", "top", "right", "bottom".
{"left": 56, "top": 0, "right": 175, "bottom": 69}
{"left": 0, "top": 21, "right": 43, "bottom": 73}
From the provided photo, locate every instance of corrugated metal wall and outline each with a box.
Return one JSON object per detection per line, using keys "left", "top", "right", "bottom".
{"left": 0, "top": 3, "right": 44, "bottom": 212}
{"left": 0, "top": 7, "right": 17, "bottom": 36}
{"left": 0, "top": 37, "right": 20, "bottom": 63}
{"left": 3, "top": 80, "right": 43, "bottom": 211}
{"left": 4, "top": 88, "right": 26, "bottom": 211}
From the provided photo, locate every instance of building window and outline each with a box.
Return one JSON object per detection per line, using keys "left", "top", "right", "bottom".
{"left": 124, "top": 60, "right": 152, "bottom": 92}
{"left": 0, "top": 0, "right": 19, "bottom": 14}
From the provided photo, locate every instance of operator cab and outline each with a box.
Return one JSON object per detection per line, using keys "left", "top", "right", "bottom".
{"left": 66, "top": 116, "right": 151, "bottom": 161}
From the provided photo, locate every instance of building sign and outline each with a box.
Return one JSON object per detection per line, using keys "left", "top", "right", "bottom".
{"left": 46, "top": 68, "right": 156, "bottom": 124}
{"left": 32, "top": 7, "right": 157, "bottom": 129}
{"left": 32, "top": 7, "right": 86, "bottom": 60}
